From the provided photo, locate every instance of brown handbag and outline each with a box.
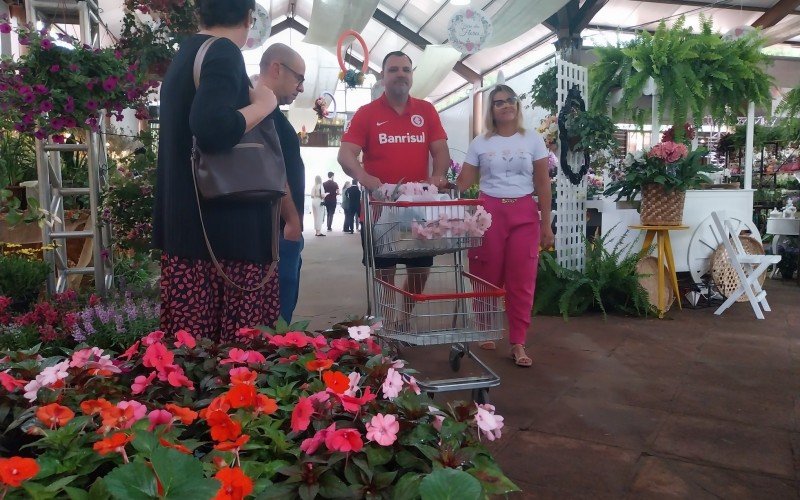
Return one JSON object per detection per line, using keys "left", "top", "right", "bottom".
{"left": 190, "top": 36, "right": 285, "bottom": 292}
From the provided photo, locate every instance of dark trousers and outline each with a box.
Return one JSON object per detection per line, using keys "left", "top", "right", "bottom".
{"left": 343, "top": 209, "right": 356, "bottom": 232}
{"left": 324, "top": 201, "right": 336, "bottom": 230}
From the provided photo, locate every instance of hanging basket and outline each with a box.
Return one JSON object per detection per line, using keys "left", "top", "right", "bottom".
{"left": 639, "top": 184, "right": 685, "bottom": 226}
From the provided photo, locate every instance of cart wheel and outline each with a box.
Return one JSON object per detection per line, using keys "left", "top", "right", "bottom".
{"left": 472, "top": 388, "right": 490, "bottom": 405}
{"left": 449, "top": 345, "right": 465, "bottom": 372}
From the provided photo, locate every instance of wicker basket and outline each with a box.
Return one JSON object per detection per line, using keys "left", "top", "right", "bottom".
{"left": 711, "top": 235, "right": 766, "bottom": 302}
{"left": 639, "top": 184, "right": 685, "bottom": 226}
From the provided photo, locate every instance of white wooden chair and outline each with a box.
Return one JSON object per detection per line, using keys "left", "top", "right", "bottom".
{"left": 711, "top": 211, "right": 781, "bottom": 319}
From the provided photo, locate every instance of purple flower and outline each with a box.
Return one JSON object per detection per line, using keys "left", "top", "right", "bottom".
{"left": 22, "top": 93, "right": 35, "bottom": 104}
{"left": 64, "top": 117, "right": 77, "bottom": 128}
{"left": 86, "top": 81, "right": 95, "bottom": 91}
{"left": 68, "top": 64, "right": 79, "bottom": 72}
{"left": 52, "top": 134, "right": 65, "bottom": 144}
{"left": 18, "top": 36, "right": 29, "bottom": 45}
{"left": 34, "top": 129, "right": 46, "bottom": 140}
{"left": 85, "top": 100, "right": 98, "bottom": 111}
{"left": 18, "top": 85, "right": 32, "bottom": 95}
{"left": 64, "top": 96, "right": 75, "bottom": 113}
{"left": 40, "top": 39, "right": 53, "bottom": 50}
{"left": 49, "top": 65, "right": 60, "bottom": 73}
{"left": 39, "top": 100, "right": 53, "bottom": 113}
{"left": 102, "top": 76, "right": 119, "bottom": 92}
{"left": 0, "top": 23, "right": 11, "bottom": 35}
{"left": 22, "top": 113, "right": 34, "bottom": 125}
{"left": 125, "top": 72, "right": 136, "bottom": 83}
{"left": 33, "top": 84, "right": 48, "bottom": 94}
{"left": 13, "top": 123, "right": 26, "bottom": 133}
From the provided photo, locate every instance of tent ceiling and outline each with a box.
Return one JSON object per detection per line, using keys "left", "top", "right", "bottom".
{"left": 96, "top": 0, "right": 800, "bottom": 101}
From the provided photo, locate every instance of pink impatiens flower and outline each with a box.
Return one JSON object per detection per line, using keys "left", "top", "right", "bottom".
{"left": 325, "top": 428, "right": 363, "bottom": 453}
{"left": 474, "top": 403, "right": 505, "bottom": 442}
{"left": 365, "top": 413, "right": 400, "bottom": 446}
{"left": 142, "top": 342, "right": 174, "bottom": 372}
{"left": 141, "top": 330, "right": 165, "bottom": 346}
{"left": 300, "top": 423, "right": 336, "bottom": 455}
{"left": 117, "top": 400, "right": 147, "bottom": 429}
{"left": 291, "top": 397, "right": 313, "bottom": 433}
{"left": 220, "top": 348, "right": 266, "bottom": 365}
{"left": 173, "top": 330, "right": 196, "bottom": 349}
{"left": 381, "top": 368, "right": 403, "bottom": 400}
{"left": 147, "top": 409, "right": 173, "bottom": 431}
{"left": 131, "top": 372, "right": 156, "bottom": 395}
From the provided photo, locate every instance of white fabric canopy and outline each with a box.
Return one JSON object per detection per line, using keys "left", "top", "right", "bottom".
{"left": 303, "top": 0, "right": 380, "bottom": 48}
{"left": 409, "top": 45, "right": 463, "bottom": 99}
{"left": 762, "top": 17, "right": 800, "bottom": 47}
{"left": 485, "top": 0, "right": 571, "bottom": 48}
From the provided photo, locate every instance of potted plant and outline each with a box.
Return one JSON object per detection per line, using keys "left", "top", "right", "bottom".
{"left": 604, "top": 141, "right": 716, "bottom": 225}
{"left": 522, "top": 66, "right": 557, "bottom": 114}
{"left": 0, "top": 18, "right": 157, "bottom": 142}
{"left": 563, "top": 110, "right": 618, "bottom": 153}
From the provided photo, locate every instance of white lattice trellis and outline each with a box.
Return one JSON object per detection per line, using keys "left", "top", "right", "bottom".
{"left": 555, "top": 60, "right": 588, "bottom": 271}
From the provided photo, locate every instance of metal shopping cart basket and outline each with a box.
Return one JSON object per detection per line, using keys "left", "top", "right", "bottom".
{"left": 363, "top": 192, "right": 504, "bottom": 403}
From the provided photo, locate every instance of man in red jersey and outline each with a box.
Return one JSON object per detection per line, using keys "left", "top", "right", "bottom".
{"left": 338, "top": 51, "right": 451, "bottom": 313}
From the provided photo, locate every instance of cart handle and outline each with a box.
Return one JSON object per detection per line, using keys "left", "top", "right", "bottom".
{"left": 370, "top": 199, "right": 483, "bottom": 208}
{"left": 374, "top": 271, "right": 505, "bottom": 302}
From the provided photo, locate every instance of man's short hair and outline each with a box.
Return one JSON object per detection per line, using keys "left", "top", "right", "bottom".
{"left": 382, "top": 51, "right": 413, "bottom": 71}
{"left": 327, "top": 172, "right": 334, "bottom": 178}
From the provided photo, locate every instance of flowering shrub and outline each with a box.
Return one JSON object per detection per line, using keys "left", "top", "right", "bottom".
{"left": 0, "top": 323, "right": 518, "bottom": 498}
{"left": 0, "top": 18, "right": 157, "bottom": 141}
{"left": 603, "top": 141, "right": 715, "bottom": 201}
{"left": 71, "top": 294, "right": 159, "bottom": 347}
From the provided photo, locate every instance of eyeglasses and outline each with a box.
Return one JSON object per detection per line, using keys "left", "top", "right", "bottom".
{"left": 250, "top": 16, "right": 257, "bottom": 28}
{"left": 492, "top": 96, "right": 519, "bottom": 108}
{"left": 280, "top": 63, "right": 305, "bottom": 86}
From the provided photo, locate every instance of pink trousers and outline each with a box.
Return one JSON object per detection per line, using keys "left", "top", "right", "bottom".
{"left": 468, "top": 194, "right": 541, "bottom": 345}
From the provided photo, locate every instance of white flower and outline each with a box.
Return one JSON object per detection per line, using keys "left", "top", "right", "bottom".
{"left": 38, "top": 360, "right": 70, "bottom": 386}
{"left": 344, "top": 372, "right": 361, "bottom": 397}
{"left": 348, "top": 325, "right": 372, "bottom": 341}
{"left": 23, "top": 379, "right": 43, "bottom": 402}
{"left": 474, "top": 403, "right": 505, "bottom": 441}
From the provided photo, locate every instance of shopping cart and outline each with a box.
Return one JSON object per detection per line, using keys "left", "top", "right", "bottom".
{"left": 363, "top": 192, "right": 504, "bottom": 403}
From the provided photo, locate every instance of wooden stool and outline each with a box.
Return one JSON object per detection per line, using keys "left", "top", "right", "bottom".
{"left": 629, "top": 225, "right": 689, "bottom": 318}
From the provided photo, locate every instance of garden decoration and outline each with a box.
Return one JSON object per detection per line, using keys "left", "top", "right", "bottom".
{"left": 589, "top": 16, "right": 772, "bottom": 140}
{"left": 557, "top": 86, "right": 591, "bottom": 185}
{"left": 0, "top": 19, "right": 157, "bottom": 141}
{"left": 0, "top": 323, "right": 520, "bottom": 498}
{"left": 447, "top": 7, "right": 493, "bottom": 55}
{"left": 243, "top": 2, "right": 271, "bottom": 50}
{"left": 313, "top": 92, "right": 337, "bottom": 120}
{"left": 523, "top": 66, "right": 558, "bottom": 114}
{"left": 336, "top": 30, "right": 369, "bottom": 89}
{"left": 604, "top": 141, "right": 716, "bottom": 225}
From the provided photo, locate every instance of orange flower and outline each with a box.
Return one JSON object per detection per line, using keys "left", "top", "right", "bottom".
{"left": 207, "top": 410, "right": 242, "bottom": 442}
{"left": 93, "top": 432, "right": 131, "bottom": 456}
{"left": 199, "top": 396, "right": 231, "bottom": 419}
{"left": 305, "top": 358, "right": 333, "bottom": 372}
{"left": 100, "top": 405, "right": 136, "bottom": 432}
{"left": 164, "top": 404, "right": 198, "bottom": 425}
{"left": 225, "top": 384, "right": 257, "bottom": 409}
{"left": 229, "top": 368, "right": 257, "bottom": 386}
{"left": 0, "top": 457, "right": 39, "bottom": 487}
{"left": 80, "top": 398, "right": 114, "bottom": 415}
{"left": 36, "top": 403, "right": 75, "bottom": 429}
{"left": 213, "top": 467, "right": 253, "bottom": 500}
{"left": 254, "top": 394, "right": 278, "bottom": 415}
{"left": 159, "top": 438, "right": 191, "bottom": 454}
{"left": 213, "top": 434, "right": 250, "bottom": 452}
{"left": 322, "top": 370, "right": 350, "bottom": 394}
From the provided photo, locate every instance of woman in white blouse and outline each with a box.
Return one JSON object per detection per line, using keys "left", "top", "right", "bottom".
{"left": 310, "top": 175, "right": 325, "bottom": 236}
{"left": 456, "top": 84, "right": 554, "bottom": 367}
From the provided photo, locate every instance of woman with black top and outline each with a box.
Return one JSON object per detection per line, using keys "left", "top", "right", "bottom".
{"left": 152, "top": 0, "right": 279, "bottom": 342}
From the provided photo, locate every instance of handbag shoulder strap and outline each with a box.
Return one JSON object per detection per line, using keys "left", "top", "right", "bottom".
{"left": 193, "top": 37, "right": 219, "bottom": 90}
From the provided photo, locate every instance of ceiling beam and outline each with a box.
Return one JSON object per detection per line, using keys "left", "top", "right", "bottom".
{"left": 752, "top": 0, "right": 800, "bottom": 28}
{"left": 633, "top": 0, "right": 767, "bottom": 12}
{"left": 270, "top": 17, "right": 379, "bottom": 77}
{"left": 570, "top": 0, "right": 610, "bottom": 33}
{"left": 372, "top": 8, "right": 482, "bottom": 84}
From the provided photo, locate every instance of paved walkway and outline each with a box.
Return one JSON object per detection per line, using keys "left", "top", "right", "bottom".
{"left": 296, "top": 213, "right": 800, "bottom": 498}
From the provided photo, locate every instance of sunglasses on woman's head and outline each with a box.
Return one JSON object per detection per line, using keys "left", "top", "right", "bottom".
{"left": 492, "top": 96, "right": 519, "bottom": 108}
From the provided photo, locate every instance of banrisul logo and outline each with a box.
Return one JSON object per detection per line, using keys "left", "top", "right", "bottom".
{"left": 378, "top": 132, "right": 426, "bottom": 144}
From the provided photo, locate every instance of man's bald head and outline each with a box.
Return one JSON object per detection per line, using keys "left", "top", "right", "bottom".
{"left": 259, "top": 43, "right": 305, "bottom": 105}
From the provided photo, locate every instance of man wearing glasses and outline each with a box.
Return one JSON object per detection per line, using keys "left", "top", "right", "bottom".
{"left": 337, "top": 51, "right": 451, "bottom": 315}
{"left": 258, "top": 43, "right": 306, "bottom": 324}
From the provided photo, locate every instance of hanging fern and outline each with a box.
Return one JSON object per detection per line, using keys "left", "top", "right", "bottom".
{"left": 524, "top": 66, "right": 558, "bottom": 114}
{"left": 588, "top": 15, "right": 773, "bottom": 139}
{"left": 777, "top": 85, "right": 800, "bottom": 119}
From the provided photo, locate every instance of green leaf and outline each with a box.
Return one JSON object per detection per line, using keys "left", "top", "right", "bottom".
{"left": 64, "top": 486, "right": 90, "bottom": 500}
{"left": 365, "top": 445, "right": 393, "bottom": 468}
{"left": 131, "top": 430, "right": 159, "bottom": 455}
{"left": 318, "top": 472, "right": 352, "bottom": 498}
{"left": 467, "top": 455, "right": 522, "bottom": 495}
{"left": 151, "top": 446, "right": 220, "bottom": 500}
{"left": 22, "top": 482, "right": 57, "bottom": 500}
{"left": 392, "top": 472, "right": 422, "bottom": 500}
{"left": 44, "top": 475, "right": 79, "bottom": 492}
{"left": 88, "top": 478, "right": 112, "bottom": 500}
{"left": 419, "top": 468, "right": 482, "bottom": 500}
{"left": 298, "top": 483, "right": 320, "bottom": 500}
{"left": 104, "top": 461, "right": 159, "bottom": 500}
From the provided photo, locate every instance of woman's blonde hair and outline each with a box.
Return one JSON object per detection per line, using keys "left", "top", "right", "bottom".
{"left": 484, "top": 84, "right": 525, "bottom": 138}
{"left": 314, "top": 175, "right": 322, "bottom": 185}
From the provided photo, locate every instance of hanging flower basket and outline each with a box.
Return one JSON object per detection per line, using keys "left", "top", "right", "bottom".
{"left": 639, "top": 184, "right": 686, "bottom": 226}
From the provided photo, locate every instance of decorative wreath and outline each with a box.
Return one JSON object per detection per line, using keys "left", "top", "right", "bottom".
{"left": 557, "top": 86, "right": 591, "bottom": 186}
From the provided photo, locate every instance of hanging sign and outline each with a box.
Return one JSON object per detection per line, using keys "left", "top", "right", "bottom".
{"left": 447, "top": 8, "right": 492, "bottom": 55}
{"left": 244, "top": 3, "right": 271, "bottom": 50}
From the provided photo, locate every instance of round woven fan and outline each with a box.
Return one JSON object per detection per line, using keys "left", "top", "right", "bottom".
{"left": 711, "top": 235, "right": 766, "bottom": 302}
{"left": 636, "top": 256, "right": 674, "bottom": 312}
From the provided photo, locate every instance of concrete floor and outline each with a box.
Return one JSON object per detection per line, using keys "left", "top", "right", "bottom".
{"left": 296, "top": 211, "right": 800, "bottom": 498}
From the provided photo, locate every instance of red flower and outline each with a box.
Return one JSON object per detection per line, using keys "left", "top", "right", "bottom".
{"left": 164, "top": 404, "right": 198, "bottom": 425}
{"left": 225, "top": 384, "right": 257, "bottom": 409}
{"left": 93, "top": 432, "right": 131, "bottom": 456}
{"left": 142, "top": 342, "right": 174, "bottom": 372}
{"left": 80, "top": 398, "right": 114, "bottom": 415}
{"left": 324, "top": 428, "right": 363, "bottom": 453}
{"left": 36, "top": 403, "right": 75, "bottom": 429}
{"left": 207, "top": 411, "right": 242, "bottom": 442}
{"left": 214, "top": 434, "right": 250, "bottom": 452}
{"left": 338, "top": 386, "right": 377, "bottom": 414}
{"left": 228, "top": 367, "right": 257, "bottom": 386}
{"left": 290, "top": 397, "right": 313, "bottom": 433}
{"left": 323, "top": 370, "right": 350, "bottom": 394}
{"left": 0, "top": 457, "right": 39, "bottom": 487}
{"left": 213, "top": 467, "right": 253, "bottom": 500}
{"left": 254, "top": 394, "right": 278, "bottom": 415}
{"left": 305, "top": 358, "right": 333, "bottom": 372}
{"left": 0, "top": 371, "right": 26, "bottom": 392}
{"left": 159, "top": 438, "right": 191, "bottom": 454}
{"left": 173, "top": 329, "right": 196, "bottom": 349}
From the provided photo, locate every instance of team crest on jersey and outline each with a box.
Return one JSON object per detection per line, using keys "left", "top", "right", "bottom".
{"left": 411, "top": 114, "right": 424, "bottom": 127}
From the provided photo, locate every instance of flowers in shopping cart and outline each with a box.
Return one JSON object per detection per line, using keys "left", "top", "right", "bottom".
{"left": 376, "top": 182, "right": 439, "bottom": 202}
{"left": 411, "top": 204, "right": 492, "bottom": 240}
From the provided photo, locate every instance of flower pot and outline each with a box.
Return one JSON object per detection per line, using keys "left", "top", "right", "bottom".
{"left": 639, "top": 184, "right": 685, "bottom": 226}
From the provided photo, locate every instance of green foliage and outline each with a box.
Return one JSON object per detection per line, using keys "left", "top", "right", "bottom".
{"left": 0, "top": 117, "right": 36, "bottom": 186}
{"left": 533, "top": 233, "right": 653, "bottom": 319}
{"left": 419, "top": 468, "right": 482, "bottom": 499}
{"left": 564, "top": 111, "right": 619, "bottom": 152}
{"left": 777, "top": 85, "right": 800, "bottom": 119}
{"left": 523, "top": 66, "right": 558, "bottom": 114}
{"left": 0, "top": 245, "right": 50, "bottom": 305}
{"left": 589, "top": 16, "right": 773, "bottom": 134}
